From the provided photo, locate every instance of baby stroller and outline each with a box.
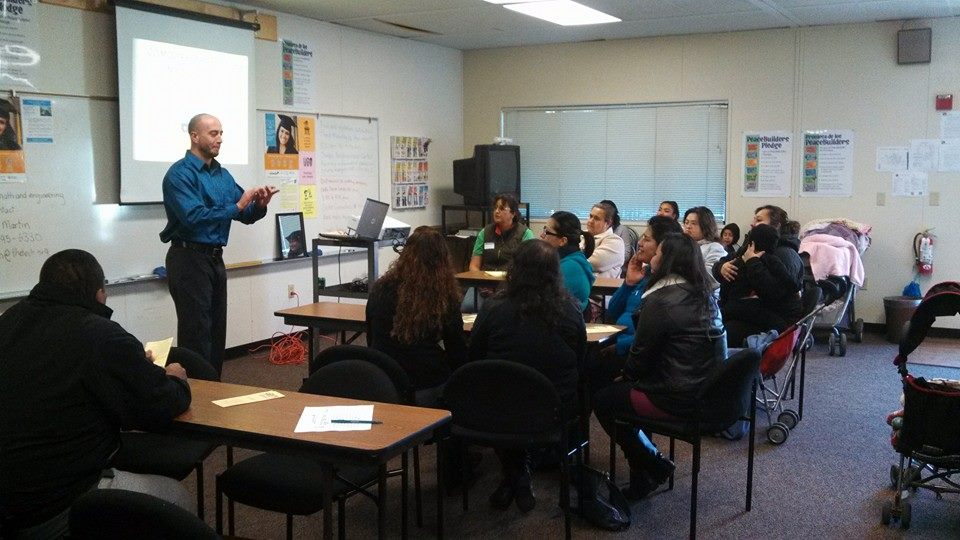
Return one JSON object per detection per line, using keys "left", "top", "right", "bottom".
{"left": 754, "top": 281, "right": 837, "bottom": 444}
{"left": 799, "top": 218, "right": 871, "bottom": 356}
{"left": 882, "top": 281, "right": 960, "bottom": 529}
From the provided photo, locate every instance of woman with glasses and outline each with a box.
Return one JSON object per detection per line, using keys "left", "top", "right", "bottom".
{"left": 539, "top": 211, "right": 595, "bottom": 311}
{"left": 468, "top": 193, "right": 534, "bottom": 272}
{"left": 681, "top": 206, "right": 727, "bottom": 291}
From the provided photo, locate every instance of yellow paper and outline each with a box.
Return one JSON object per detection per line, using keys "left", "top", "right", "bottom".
{"left": 586, "top": 324, "right": 623, "bottom": 334}
{"left": 144, "top": 337, "right": 173, "bottom": 367}
{"left": 298, "top": 116, "right": 316, "bottom": 151}
{"left": 213, "top": 390, "right": 285, "bottom": 408}
{"left": 461, "top": 313, "right": 477, "bottom": 324}
{"left": 300, "top": 185, "right": 317, "bottom": 218}
{"left": 280, "top": 183, "right": 299, "bottom": 211}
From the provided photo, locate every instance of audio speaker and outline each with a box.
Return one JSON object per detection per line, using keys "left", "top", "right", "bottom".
{"left": 898, "top": 28, "right": 931, "bottom": 65}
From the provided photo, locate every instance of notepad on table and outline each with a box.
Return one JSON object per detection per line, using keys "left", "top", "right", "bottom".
{"left": 484, "top": 270, "right": 506, "bottom": 278}
{"left": 295, "top": 405, "right": 376, "bottom": 432}
{"left": 144, "top": 337, "right": 173, "bottom": 367}
{"left": 461, "top": 313, "right": 477, "bottom": 324}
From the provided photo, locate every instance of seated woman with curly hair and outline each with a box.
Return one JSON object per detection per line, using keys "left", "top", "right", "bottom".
{"left": 367, "top": 226, "right": 467, "bottom": 406}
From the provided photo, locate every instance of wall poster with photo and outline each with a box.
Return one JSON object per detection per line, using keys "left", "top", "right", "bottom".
{"left": 390, "top": 135, "right": 430, "bottom": 209}
{"left": 262, "top": 111, "right": 317, "bottom": 212}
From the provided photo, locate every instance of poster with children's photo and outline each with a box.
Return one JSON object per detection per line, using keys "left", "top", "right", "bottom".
{"left": 390, "top": 135, "right": 430, "bottom": 208}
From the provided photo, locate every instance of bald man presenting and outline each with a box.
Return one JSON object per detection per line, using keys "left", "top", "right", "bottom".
{"left": 160, "top": 113, "right": 278, "bottom": 374}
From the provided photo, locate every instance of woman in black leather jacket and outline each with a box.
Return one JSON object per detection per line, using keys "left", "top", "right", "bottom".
{"left": 593, "top": 233, "right": 727, "bottom": 499}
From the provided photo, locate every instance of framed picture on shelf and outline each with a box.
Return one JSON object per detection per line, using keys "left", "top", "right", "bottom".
{"left": 276, "top": 212, "right": 307, "bottom": 260}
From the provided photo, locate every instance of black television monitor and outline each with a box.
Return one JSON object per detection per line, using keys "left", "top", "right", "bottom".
{"left": 453, "top": 144, "right": 520, "bottom": 206}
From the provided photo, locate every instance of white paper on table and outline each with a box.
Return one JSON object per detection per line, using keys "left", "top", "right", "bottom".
{"left": 295, "top": 405, "right": 375, "bottom": 432}
{"left": 461, "top": 313, "right": 477, "bottom": 324}
{"left": 144, "top": 337, "right": 173, "bottom": 367}
{"left": 484, "top": 271, "right": 506, "bottom": 278}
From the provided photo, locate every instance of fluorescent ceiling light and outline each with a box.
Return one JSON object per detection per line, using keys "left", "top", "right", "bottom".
{"left": 503, "top": 0, "right": 621, "bottom": 26}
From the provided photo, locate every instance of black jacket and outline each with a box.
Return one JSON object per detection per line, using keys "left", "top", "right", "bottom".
{"left": 468, "top": 294, "right": 585, "bottom": 403}
{"left": 0, "top": 283, "right": 191, "bottom": 528}
{"left": 624, "top": 281, "right": 727, "bottom": 418}
{"left": 713, "top": 235, "right": 804, "bottom": 323}
{"left": 366, "top": 278, "right": 467, "bottom": 390}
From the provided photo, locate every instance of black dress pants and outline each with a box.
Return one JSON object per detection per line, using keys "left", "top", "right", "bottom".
{"left": 166, "top": 245, "right": 227, "bottom": 374}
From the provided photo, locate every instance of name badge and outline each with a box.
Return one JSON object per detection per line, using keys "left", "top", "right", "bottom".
{"left": 484, "top": 242, "right": 495, "bottom": 250}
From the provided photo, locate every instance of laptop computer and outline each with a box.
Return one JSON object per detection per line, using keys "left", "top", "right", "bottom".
{"left": 319, "top": 198, "right": 390, "bottom": 241}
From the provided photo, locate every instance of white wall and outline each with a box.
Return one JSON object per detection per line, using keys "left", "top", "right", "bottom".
{"left": 0, "top": 4, "right": 463, "bottom": 346}
{"left": 463, "top": 20, "right": 960, "bottom": 328}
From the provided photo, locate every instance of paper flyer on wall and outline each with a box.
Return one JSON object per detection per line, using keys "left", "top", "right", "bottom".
{"left": 875, "top": 147, "right": 907, "bottom": 172}
{"left": 908, "top": 139, "right": 938, "bottom": 171}
{"left": 281, "top": 39, "right": 315, "bottom": 108}
{"left": 940, "top": 111, "right": 960, "bottom": 139}
{"left": 20, "top": 97, "right": 52, "bottom": 143}
{"left": 0, "top": 0, "right": 40, "bottom": 90}
{"left": 800, "top": 130, "right": 854, "bottom": 197}
{"left": 390, "top": 135, "right": 430, "bottom": 209}
{"left": 892, "top": 171, "right": 927, "bottom": 197}
{"left": 938, "top": 139, "right": 960, "bottom": 172}
{"left": 0, "top": 97, "right": 26, "bottom": 183}
{"left": 741, "top": 131, "right": 791, "bottom": 197}
{"left": 262, "top": 112, "right": 318, "bottom": 210}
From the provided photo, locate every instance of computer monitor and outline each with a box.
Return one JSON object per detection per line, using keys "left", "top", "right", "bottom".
{"left": 453, "top": 144, "right": 521, "bottom": 205}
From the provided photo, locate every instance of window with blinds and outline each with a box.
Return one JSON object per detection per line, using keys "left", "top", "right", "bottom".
{"left": 501, "top": 102, "right": 728, "bottom": 222}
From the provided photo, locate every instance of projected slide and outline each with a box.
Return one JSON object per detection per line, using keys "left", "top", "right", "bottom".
{"left": 133, "top": 39, "right": 248, "bottom": 165}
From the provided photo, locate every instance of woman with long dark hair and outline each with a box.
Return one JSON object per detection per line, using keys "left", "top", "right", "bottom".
{"left": 267, "top": 115, "right": 298, "bottom": 154}
{"left": 590, "top": 215, "right": 683, "bottom": 393}
{"left": 367, "top": 226, "right": 466, "bottom": 405}
{"left": 593, "top": 233, "right": 726, "bottom": 500}
{"left": 539, "top": 210, "right": 595, "bottom": 311}
{"left": 468, "top": 240, "right": 586, "bottom": 513}
{"left": 682, "top": 206, "right": 727, "bottom": 291}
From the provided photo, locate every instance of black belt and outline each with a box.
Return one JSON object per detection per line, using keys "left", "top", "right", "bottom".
{"left": 171, "top": 239, "right": 223, "bottom": 257}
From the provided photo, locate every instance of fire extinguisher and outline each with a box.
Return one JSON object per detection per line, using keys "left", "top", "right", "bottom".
{"left": 913, "top": 229, "right": 935, "bottom": 276}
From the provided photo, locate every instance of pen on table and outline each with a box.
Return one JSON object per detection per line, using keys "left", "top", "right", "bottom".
{"left": 331, "top": 419, "right": 382, "bottom": 424}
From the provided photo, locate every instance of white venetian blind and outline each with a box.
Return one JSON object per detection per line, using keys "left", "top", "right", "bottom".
{"left": 502, "top": 102, "right": 728, "bottom": 222}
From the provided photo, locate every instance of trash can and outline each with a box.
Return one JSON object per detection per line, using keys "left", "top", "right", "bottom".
{"left": 884, "top": 296, "right": 922, "bottom": 344}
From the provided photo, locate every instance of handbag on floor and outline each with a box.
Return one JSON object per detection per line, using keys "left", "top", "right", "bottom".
{"left": 572, "top": 464, "right": 631, "bottom": 531}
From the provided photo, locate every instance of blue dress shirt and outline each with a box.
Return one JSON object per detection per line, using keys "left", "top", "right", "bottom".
{"left": 159, "top": 151, "right": 266, "bottom": 246}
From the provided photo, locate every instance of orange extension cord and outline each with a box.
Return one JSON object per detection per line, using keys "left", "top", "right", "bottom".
{"left": 246, "top": 292, "right": 336, "bottom": 365}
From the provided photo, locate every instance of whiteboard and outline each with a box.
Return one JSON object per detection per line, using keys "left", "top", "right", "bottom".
{"left": 0, "top": 96, "right": 379, "bottom": 296}
{"left": 316, "top": 114, "right": 380, "bottom": 231}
